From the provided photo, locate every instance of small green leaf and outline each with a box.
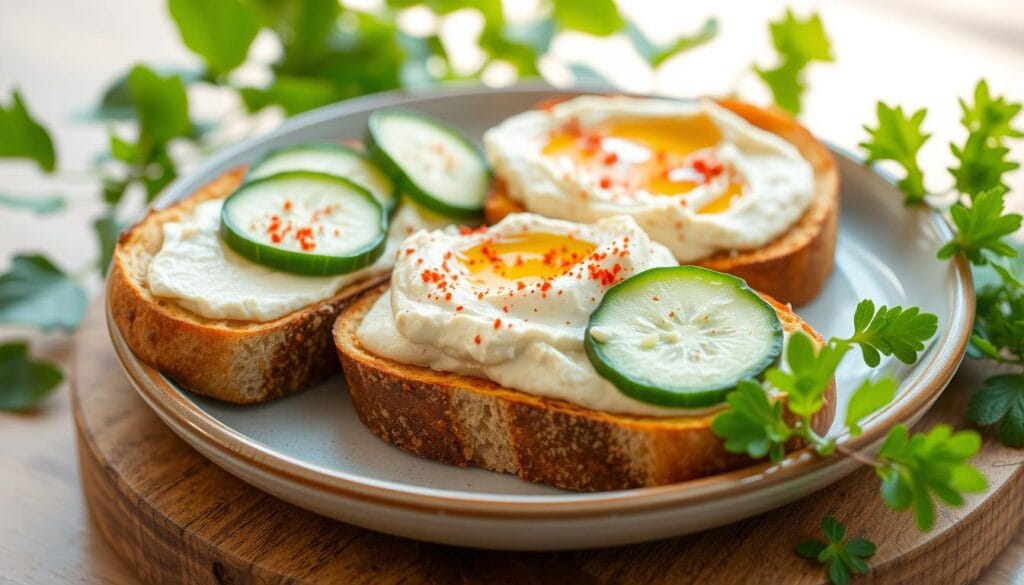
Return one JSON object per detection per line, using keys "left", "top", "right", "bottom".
{"left": 127, "top": 65, "right": 192, "bottom": 147}
{"left": 766, "top": 333, "right": 847, "bottom": 418}
{"left": 796, "top": 539, "right": 826, "bottom": 559}
{"left": 94, "top": 212, "right": 128, "bottom": 276}
{"left": 552, "top": 0, "right": 623, "bottom": 37}
{"left": 844, "top": 301, "right": 938, "bottom": 366}
{"left": 968, "top": 374, "right": 1024, "bottom": 447}
{"left": 939, "top": 188, "right": 1022, "bottom": 264}
{"left": 168, "top": 0, "right": 261, "bottom": 74}
{"left": 959, "top": 79, "right": 1023, "bottom": 143}
{"left": 859, "top": 103, "right": 930, "bottom": 204}
{"left": 949, "top": 133, "right": 1018, "bottom": 197}
{"left": 0, "top": 341, "right": 63, "bottom": 411}
{"left": 845, "top": 377, "right": 897, "bottom": 436}
{"left": 0, "top": 90, "right": 57, "bottom": 173}
{"left": 0, "top": 254, "right": 87, "bottom": 331}
{"left": 768, "top": 10, "right": 833, "bottom": 64}
{"left": 876, "top": 424, "right": 987, "bottom": 531}
{"left": 710, "top": 379, "right": 793, "bottom": 461}
{"left": 0, "top": 192, "right": 65, "bottom": 215}
{"left": 240, "top": 75, "right": 341, "bottom": 116}
{"left": 844, "top": 537, "right": 876, "bottom": 558}
{"left": 827, "top": 558, "right": 850, "bottom": 585}
{"left": 821, "top": 515, "right": 845, "bottom": 543}
{"left": 626, "top": 18, "right": 718, "bottom": 67}
{"left": 755, "top": 58, "right": 805, "bottom": 115}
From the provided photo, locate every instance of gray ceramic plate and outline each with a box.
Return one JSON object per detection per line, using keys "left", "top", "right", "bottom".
{"left": 108, "top": 86, "right": 973, "bottom": 550}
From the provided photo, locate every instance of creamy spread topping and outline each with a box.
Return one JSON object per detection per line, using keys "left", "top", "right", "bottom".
{"left": 355, "top": 212, "right": 739, "bottom": 417}
{"left": 147, "top": 199, "right": 441, "bottom": 321}
{"left": 484, "top": 96, "right": 816, "bottom": 262}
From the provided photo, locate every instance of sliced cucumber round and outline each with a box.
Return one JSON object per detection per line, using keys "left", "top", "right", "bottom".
{"left": 366, "top": 108, "right": 490, "bottom": 219}
{"left": 584, "top": 266, "right": 783, "bottom": 408}
{"left": 246, "top": 142, "right": 398, "bottom": 213}
{"left": 220, "top": 171, "right": 387, "bottom": 276}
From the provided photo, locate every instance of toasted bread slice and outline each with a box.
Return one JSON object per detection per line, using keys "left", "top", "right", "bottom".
{"left": 334, "top": 285, "right": 836, "bottom": 491}
{"left": 483, "top": 99, "right": 839, "bottom": 307}
{"left": 108, "top": 169, "right": 387, "bottom": 403}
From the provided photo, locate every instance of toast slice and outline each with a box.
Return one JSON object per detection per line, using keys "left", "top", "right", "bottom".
{"left": 108, "top": 168, "right": 387, "bottom": 403}
{"left": 334, "top": 285, "right": 836, "bottom": 491}
{"left": 483, "top": 99, "right": 839, "bottom": 307}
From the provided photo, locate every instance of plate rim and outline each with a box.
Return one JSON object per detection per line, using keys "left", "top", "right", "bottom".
{"left": 107, "top": 84, "right": 975, "bottom": 520}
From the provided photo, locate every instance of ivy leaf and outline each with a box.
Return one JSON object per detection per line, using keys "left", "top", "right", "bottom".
{"left": 765, "top": 332, "right": 847, "bottom": 418}
{"left": 959, "top": 79, "right": 1023, "bottom": 143}
{"left": 626, "top": 18, "right": 718, "bottom": 68}
{"left": 0, "top": 341, "right": 63, "bottom": 412}
{"left": 168, "top": 0, "right": 261, "bottom": 75}
{"left": 552, "top": 0, "right": 623, "bottom": 37}
{"left": 844, "top": 299, "right": 938, "bottom": 366}
{"left": 968, "top": 374, "right": 1024, "bottom": 447}
{"left": 845, "top": 377, "right": 897, "bottom": 436}
{"left": 127, "top": 65, "right": 193, "bottom": 148}
{"left": 0, "top": 254, "right": 87, "bottom": 331}
{"left": 0, "top": 192, "right": 65, "bottom": 215}
{"left": 876, "top": 424, "right": 987, "bottom": 531}
{"left": 710, "top": 379, "right": 793, "bottom": 462}
{"left": 768, "top": 10, "right": 833, "bottom": 64}
{"left": 859, "top": 103, "right": 930, "bottom": 204}
{"left": 949, "top": 132, "right": 1018, "bottom": 197}
{"left": 755, "top": 58, "right": 806, "bottom": 116}
{"left": 796, "top": 516, "right": 875, "bottom": 585}
{"left": 0, "top": 90, "right": 57, "bottom": 173}
{"left": 937, "top": 188, "right": 1022, "bottom": 264}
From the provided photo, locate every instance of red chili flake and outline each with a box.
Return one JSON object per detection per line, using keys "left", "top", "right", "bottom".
{"left": 444, "top": 292, "right": 452, "bottom": 301}
{"left": 420, "top": 269, "right": 444, "bottom": 284}
{"left": 652, "top": 296, "right": 660, "bottom": 302}
{"left": 540, "top": 282, "right": 552, "bottom": 293}
{"left": 599, "top": 177, "right": 613, "bottom": 189}
{"left": 502, "top": 305, "right": 509, "bottom": 313}
{"left": 283, "top": 200, "right": 292, "bottom": 211}
{"left": 493, "top": 318, "right": 502, "bottom": 330}
{"left": 602, "top": 152, "right": 618, "bottom": 165}
{"left": 456, "top": 305, "right": 464, "bottom": 311}
{"left": 405, "top": 248, "right": 415, "bottom": 255}
{"left": 516, "top": 281, "right": 526, "bottom": 291}
{"left": 474, "top": 335, "right": 482, "bottom": 345}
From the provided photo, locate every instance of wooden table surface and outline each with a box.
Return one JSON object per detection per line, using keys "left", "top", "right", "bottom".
{"left": 2, "top": 1, "right": 1023, "bottom": 582}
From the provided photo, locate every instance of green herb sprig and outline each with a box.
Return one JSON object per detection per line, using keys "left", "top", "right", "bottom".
{"left": 711, "top": 299, "right": 985, "bottom": 535}
{"left": 860, "top": 79, "right": 1024, "bottom": 449}
{"left": 796, "top": 516, "right": 876, "bottom": 585}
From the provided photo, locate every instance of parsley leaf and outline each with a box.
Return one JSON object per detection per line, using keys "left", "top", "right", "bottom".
{"left": 168, "top": 0, "right": 260, "bottom": 75}
{"left": 755, "top": 10, "right": 833, "bottom": 115}
{"left": 845, "top": 377, "right": 897, "bottom": 436}
{"left": 765, "top": 332, "right": 847, "bottom": 418}
{"left": 0, "top": 90, "right": 57, "bottom": 173}
{"left": 626, "top": 18, "right": 718, "bottom": 68}
{"left": 0, "top": 341, "right": 63, "bottom": 412}
{"left": 0, "top": 192, "right": 65, "bottom": 215}
{"left": 968, "top": 374, "right": 1024, "bottom": 447}
{"left": 971, "top": 272, "right": 1024, "bottom": 364}
{"left": 859, "top": 103, "right": 930, "bottom": 204}
{"left": 796, "top": 516, "right": 875, "bottom": 585}
{"left": 960, "top": 79, "right": 1023, "bottom": 143}
{"left": 552, "top": 0, "right": 623, "bottom": 37}
{"left": 844, "top": 300, "right": 938, "bottom": 366}
{"left": 755, "top": 59, "right": 805, "bottom": 116}
{"left": 0, "top": 254, "right": 87, "bottom": 331}
{"left": 937, "top": 188, "right": 1022, "bottom": 264}
{"left": 949, "top": 133, "right": 1018, "bottom": 196}
{"left": 710, "top": 379, "right": 792, "bottom": 463}
{"left": 876, "top": 424, "right": 987, "bottom": 531}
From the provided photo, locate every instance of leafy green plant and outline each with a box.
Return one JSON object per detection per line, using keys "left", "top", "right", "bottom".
{"left": 860, "top": 80, "right": 1024, "bottom": 450}
{"left": 754, "top": 10, "right": 833, "bottom": 115}
{"left": 796, "top": 516, "right": 876, "bottom": 585}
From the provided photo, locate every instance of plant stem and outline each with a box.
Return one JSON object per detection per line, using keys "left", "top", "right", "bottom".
{"left": 835, "top": 442, "right": 882, "bottom": 468}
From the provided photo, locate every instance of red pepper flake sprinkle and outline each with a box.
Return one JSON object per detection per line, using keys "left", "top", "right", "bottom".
{"left": 456, "top": 305, "right": 464, "bottom": 311}
{"left": 474, "top": 334, "right": 481, "bottom": 345}
{"left": 652, "top": 296, "right": 660, "bottom": 301}
{"left": 599, "top": 177, "right": 613, "bottom": 189}
{"left": 493, "top": 318, "right": 502, "bottom": 330}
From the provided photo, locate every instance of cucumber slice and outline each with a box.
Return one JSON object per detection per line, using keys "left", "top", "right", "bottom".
{"left": 247, "top": 142, "right": 398, "bottom": 213}
{"left": 220, "top": 171, "right": 387, "bottom": 276}
{"left": 367, "top": 108, "right": 490, "bottom": 219}
{"left": 585, "top": 266, "right": 783, "bottom": 408}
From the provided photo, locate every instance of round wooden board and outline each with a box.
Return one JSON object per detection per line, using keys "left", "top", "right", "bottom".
{"left": 73, "top": 301, "right": 1023, "bottom": 584}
